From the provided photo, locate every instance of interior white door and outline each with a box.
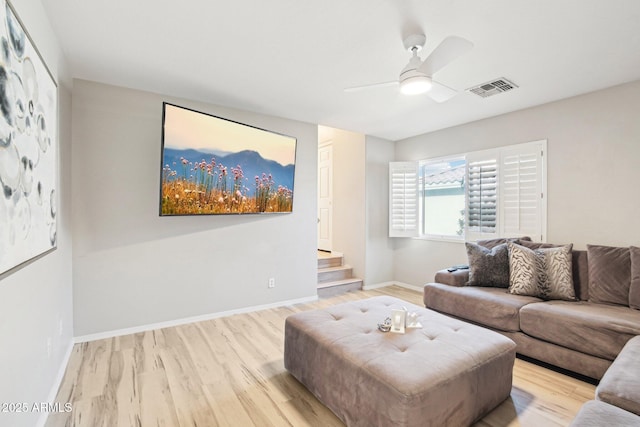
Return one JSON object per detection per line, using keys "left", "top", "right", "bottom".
{"left": 318, "top": 143, "right": 333, "bottom": 251}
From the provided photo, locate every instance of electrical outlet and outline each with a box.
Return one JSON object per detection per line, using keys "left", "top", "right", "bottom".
{"left": 268, "top": 278, "right": 275, "bottom": 288}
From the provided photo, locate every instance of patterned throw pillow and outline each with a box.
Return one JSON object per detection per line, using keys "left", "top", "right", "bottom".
{"left": 465, "top": 242, "right": 510, "bottom": 287}
{"left": 507, "top": 242, "right": 576, "bottom": 300}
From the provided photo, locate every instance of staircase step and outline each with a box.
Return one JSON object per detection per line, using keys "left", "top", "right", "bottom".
{"left": 317, "top": 252, "right": 343, "bottom": 269}
{"left": 318, "top": 265, "right": 353, "bottom": 283}
{"left": 317, "top": 278, "right": 363, "bottom": 298}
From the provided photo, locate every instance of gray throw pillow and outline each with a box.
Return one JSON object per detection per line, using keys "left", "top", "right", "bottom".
{"left": 465, "top": 242, "right": 509, "bottom": 287}
{"left": 629, "top": 246, "right": 640, "bottom": 310}
{"left": 507, "top": 242, "right": 575, "bottom": 300}
{"left": 587, "top": 245, "right": 631, "bottom": 307}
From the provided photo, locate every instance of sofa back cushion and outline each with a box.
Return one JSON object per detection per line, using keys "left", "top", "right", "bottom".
{"left": 515, "top": 240, "right": 561, "bottom": 250}
{"left": 476, "top": 236, "right": 531, "bottom": 250}
{"left": 572, "top": 250, "right": 590, "bottom": 301}
{"left": 630, "top": 246, "right": 640, "bottom": 309}
{"left": 588, "top": 245, "right": 631, "bottom": 307}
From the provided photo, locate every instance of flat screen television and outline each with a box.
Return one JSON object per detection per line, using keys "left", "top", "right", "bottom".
{"left": 159, "top": 103, "right": 297, "bottom": 216}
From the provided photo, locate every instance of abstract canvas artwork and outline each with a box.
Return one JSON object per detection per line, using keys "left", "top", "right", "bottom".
{"left": 160, "top": 103, "right": 296, "bottom": 215}
{"left": 0, "top": 0, "right": 57, "bottom": 275}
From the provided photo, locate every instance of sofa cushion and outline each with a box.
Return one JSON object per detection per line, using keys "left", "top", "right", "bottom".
{"left": 588, "top": 245, "right": 631, "bottom": 307}
{"left": 519, "top": 301, "right": 640, "bottom": 360}
{"left": 507, "top": 242, "right": 575, "bottom": 300}
{"left": 569, "top": 401, "right": 640, "bottom": 427}
{"left": 424, "top": 283, "right": 541, "bottom": 332}
{"left": 465, "top": 242, "right": 509, "bottom": 287}
{"left": 597, "top": 335, "right": 640, "bottom": 416}
{"left": 630, "top": 246, "right": 640, "bottom": 309}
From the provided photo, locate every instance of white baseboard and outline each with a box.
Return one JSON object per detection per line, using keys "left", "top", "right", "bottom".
{"left": 74, "top": 294, "right": 319, "bottom": 343}
{"left": 363, "top": 281, "right": 424, "bottom": 292}
{"left": 362, "top": 281, "right": 395, "bottom": 290}
{"left": 37, "top": 339, "right": 75, "bottom": 427}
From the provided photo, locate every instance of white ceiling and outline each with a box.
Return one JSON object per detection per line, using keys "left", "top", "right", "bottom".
{"left": 41, "top": 0, "right": 640, "bottom": 141}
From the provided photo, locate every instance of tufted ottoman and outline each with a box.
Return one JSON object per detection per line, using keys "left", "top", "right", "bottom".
{"left": 284, "top": 296, "right": 516, "bottom": 427}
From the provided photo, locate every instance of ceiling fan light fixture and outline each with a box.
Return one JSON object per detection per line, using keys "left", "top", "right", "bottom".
{"left": 400, "top": 74, "right": 432, "bottom": 95}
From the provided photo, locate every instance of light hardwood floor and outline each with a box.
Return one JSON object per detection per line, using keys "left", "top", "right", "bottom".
{"left": 46, "top": 286, "right": 595, "bottom": 427}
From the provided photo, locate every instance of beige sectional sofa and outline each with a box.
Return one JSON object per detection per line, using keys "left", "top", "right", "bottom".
{"left": 423, "top": 239, "right": 640, "bottom": 380}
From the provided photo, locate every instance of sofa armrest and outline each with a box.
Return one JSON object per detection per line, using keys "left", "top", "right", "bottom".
{"left": 434, "top": 269, "right": 469, "bottom": 287}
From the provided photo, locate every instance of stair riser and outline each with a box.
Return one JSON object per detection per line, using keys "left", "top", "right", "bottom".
{"left": 317, "top": 257, "right": 342, "bottom": 269}
{"left": 317, "top": 280, "right": 363, "bottom": 298}
{"left": 318, "top": 267, "right": 353, "bottom": 283}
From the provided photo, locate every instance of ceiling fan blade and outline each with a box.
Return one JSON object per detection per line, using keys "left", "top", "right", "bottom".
{"left": 419, "top": 36, "right": 473, "bottom": 76}
{"left": 427, "top": 81, "right": 458, "bottom": 103}
{"left": 344, "top": 81, "right": 398, "bottom": 93}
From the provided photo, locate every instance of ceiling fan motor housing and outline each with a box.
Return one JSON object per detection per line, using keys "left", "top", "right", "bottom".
{"left": 399, "top": 54, "right": 433, "bottom": 95}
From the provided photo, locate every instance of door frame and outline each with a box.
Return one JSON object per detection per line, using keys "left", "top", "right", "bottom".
{"left": 317, "top": 142, "right": 333, "bottom": 252}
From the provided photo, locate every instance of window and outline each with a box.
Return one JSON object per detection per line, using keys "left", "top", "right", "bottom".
{"left": 422, "top": 157, "right": 466, "bottom": 239}
{"left": 389, "top": 140, "right": 546, "bottom": 241}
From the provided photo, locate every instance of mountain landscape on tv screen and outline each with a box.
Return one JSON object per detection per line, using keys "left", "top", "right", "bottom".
{"left": 163, "top": 148, "right": 294, "bottom": 189}
{"left": 160, "top": 147, "right": 295, "bottom": 215}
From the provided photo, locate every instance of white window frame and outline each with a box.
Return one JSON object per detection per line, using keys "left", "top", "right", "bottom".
{"left": 389, "top": 140, "right": 547, "bottom": 242}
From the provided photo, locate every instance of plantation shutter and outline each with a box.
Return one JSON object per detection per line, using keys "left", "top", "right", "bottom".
{"left": 389, "top": 162, "right": 420, "bottom": 237}
{"left": 500, "top": 140, "right": 547, "bottom": 241}
{"left": 465, "top": 151, "right": 498, "bottom": 241}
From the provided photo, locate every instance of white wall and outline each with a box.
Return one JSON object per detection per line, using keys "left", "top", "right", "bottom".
{"left": 318, "top": 126, "right": 366, "bottom": 281}
{"left": 72, "top": 80, "right": 318, "bottom": 337}
{"left": 0, "top": 1, "right": 73, "bottom": 427}
{"left": 394, "top": 80, "right": 640, "bottom": 287}
{"left": 365, "top": 135, "right": 395, "bottom": 285}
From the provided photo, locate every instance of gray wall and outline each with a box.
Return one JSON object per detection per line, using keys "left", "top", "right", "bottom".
{"left": 365, "top": 135, "right": 395, "bottom": 285}
{"left": 0, "top": 2, "right": 73, "bottom": 427}
{"left": 72, "top": 80, "right": 318, "bottom": 336}
{"left": 394, "top": 80, "right": 640, "bottom": 287}
{"left": 318, "top": 127, "right": 393, "bottom": 286}
{"left": 319, "top": 127, "right": 367, "bottom": 280}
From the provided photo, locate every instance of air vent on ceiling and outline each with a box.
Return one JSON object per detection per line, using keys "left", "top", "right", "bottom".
{"left": 467, "top": 78, "right": 518, "bottom": 98}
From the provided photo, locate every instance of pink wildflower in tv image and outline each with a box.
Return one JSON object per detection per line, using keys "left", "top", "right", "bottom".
{"left": 160, "top": 103, "right": 296, "bottom": 215}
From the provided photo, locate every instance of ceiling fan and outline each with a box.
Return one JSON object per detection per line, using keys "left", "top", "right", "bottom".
{"left": 344, "top": 34, "right": 473, "bottom": 102}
